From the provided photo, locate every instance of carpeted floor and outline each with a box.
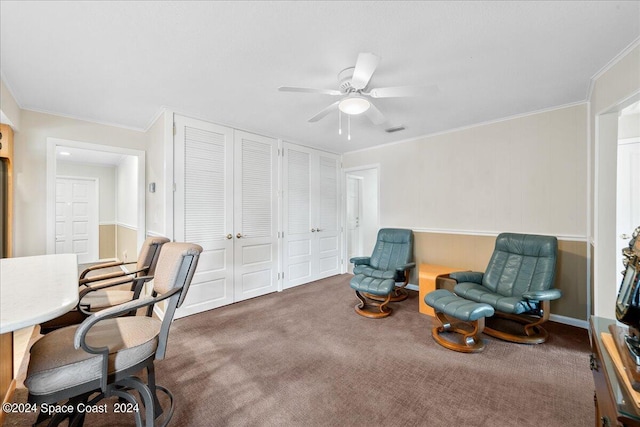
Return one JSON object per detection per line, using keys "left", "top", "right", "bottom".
{"left": 6, "top": 274, "right": 593, "bottom": 426}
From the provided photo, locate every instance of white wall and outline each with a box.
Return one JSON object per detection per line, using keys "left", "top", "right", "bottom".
{"left": 116, "top": 155, "right": 138, "bottom": 229}
{"left": 343, "top": 103, "right": 588, "bottom": 239}
{"left": 56, "top": 161, "right": 116, "bottom": 223}
{"left": 145, "top": 111, "right": 171, "bottom": 237}
{"left": 347, "top": 169, "right": 378, "bottom": 255}
{"left": 13, "top": 110, "right": 146, "bottom": 256}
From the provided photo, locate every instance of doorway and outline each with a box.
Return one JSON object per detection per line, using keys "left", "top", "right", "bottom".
{"left": 46, "top": 138, "right": 146, "bottom": 264}
{"left": 344, "top": 165, "right": 379, "bottom": 273}
{"left": 616, "top": 101, "right": 640, "bottom": 280}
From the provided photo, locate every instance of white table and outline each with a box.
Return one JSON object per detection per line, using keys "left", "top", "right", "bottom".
{"left": 0, "top": 253, "right": 79, "bottom": 334}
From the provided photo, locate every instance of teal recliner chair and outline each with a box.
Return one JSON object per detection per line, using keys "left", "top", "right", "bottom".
{"left": 350, "top": 228, "right": 415, "bottom": 318}
{"left": 449, "top": 233, "right": 561, "bottom": 344}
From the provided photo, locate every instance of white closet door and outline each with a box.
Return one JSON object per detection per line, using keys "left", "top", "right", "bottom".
{"left": 174, "top": 116, "right": 234, "bottom": 318}
{"left": 316, "top": 153, "right": 341, "bottom": 278}
{"left": 233, "top": 131, "right": 279, "bottom": 301}
{"left": 282, "top": 143, "right": 316, "bottom": 289}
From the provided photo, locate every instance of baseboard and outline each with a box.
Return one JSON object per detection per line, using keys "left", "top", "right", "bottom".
{"left": 407, "top": 283, "right": 418, "bottom": 292}
{"left": 153, "top": 305, "right": 165, "bottom": 321}
{"left": 550, "top": 314, "right": 588, "bottom": 329}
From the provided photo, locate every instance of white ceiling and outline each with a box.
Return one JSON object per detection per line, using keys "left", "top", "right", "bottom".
{"left": 1, "top": 1, "right": 639, "bottom": 154}
{"left": 56, "top": 146, "right": 126, "bottom": 167}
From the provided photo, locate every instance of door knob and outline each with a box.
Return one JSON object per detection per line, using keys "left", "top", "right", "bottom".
{"left": 236, "top": 233, "right": 243, "bottom": 239}
{"left": 316, "top": 228, "right": 322, "bottom": 232}
{"left": 226, "top": 234, "right": 233, "bottom": 240}
{"left": 311, "top": 228, "right": 316, "bottom": 232}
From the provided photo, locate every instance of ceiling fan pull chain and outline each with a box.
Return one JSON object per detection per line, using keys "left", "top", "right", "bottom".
{"left": 348, "top": 115, "right": 351, "bottom": 141}
{"left": 339, "top": 111, "right": 342, "bottom": 135}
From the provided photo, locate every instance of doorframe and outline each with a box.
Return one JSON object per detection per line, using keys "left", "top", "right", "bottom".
{"left": 46, "top": 138, "right": 146, "bottom": 257}
{"left": 345, "top": 174, "right": 363, "bottom": 268}
{"left": 342, "top": 164, "right": 380, "bottom": 274}
{"left": 55, "top": 175, "right": 100, "bottom": 263}
{"left": 593, "top": 90, "right": 640, "bottom": 318}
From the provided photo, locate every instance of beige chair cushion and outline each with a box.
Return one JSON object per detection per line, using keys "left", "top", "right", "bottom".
{"left": 26, "top": 317, "right": 161, "bottom": 396}
{"left": 81, "top": 290, "right": 136, "bottom": 311}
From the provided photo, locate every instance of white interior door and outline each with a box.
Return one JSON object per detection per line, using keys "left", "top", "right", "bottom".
{"left": 55, "top": 177, "right": 98, "bottom": 264}
{"left": 316, "top": 153, "right": 341, "bottom": 278}
{"left": 282, "top": 143, "right": 315, "bottom": 288}
{"left": 346, "top": 175, "right": 362, "bottom": 272}
{"left": 617, "top": 139, "right": 640, "bottom": 280}
{"left": 233, "top": 131, "right": 279, "bottom": 301}
{"left": 174, "top": 116, "right": 234, "bottom": 318}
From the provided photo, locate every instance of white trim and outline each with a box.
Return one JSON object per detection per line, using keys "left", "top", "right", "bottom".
{"left": 145, "top": 229, "right": 166, "bottom": 238}
{"left": 46, "top": 138, "right": 146, "bottom": 255}
{"left": 406, "top": 284, "right": 418, "bottom": 292}
{"left": 99, "top": 221, "right": 116, "bottom": 226}
{"left": 595, "top": 89, "right": 640, "bottom": 117}
{"left": 343, "top": 101, "right": 588, "bottom": 155}
{"left": 410, "top": 227, "right": 588, "bottom": 242}
{"left": 590, "top": 37, "right": 640, "bottom": 89}
{"left": 22, "top": 106, "right": 146, "bottom": 132}
{"left": 619, "top": 137, "right": 640, "bottom": 146}
{"left": 115, "top": 222, "right": 138, "bottom": 231}
{"left": 153, "top": 305, "right": 165, "bottom": 321}
{"left": 164, "top": 111, "right": 175, "bottom": 241}
{"left": 586, "top": 101, "right": 592, "bottom": 320}
{"left": 549, "top": 314, "right": 588, "bottom": 330}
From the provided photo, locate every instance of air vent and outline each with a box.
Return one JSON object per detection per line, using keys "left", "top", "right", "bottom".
{"left": 385, "top": 125, "right": 405, "bottom": 133}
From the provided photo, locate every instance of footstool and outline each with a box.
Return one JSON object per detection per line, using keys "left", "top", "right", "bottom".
{"left": 350, "top": 275, "right": 395, "bottom": 318}
{"left": 424, "top": 289, "right": 495, "bottom": 353}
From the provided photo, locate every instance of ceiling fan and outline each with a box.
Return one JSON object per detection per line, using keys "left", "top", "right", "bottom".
{"left": 279, "top": 52, "right": 437, "bottom": 136}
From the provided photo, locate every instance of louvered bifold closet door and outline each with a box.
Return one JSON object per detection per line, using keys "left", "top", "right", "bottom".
{"left": 233, "top": 131, "right": 279, "bottom": 301}
{"left": 316, "top": 153, "right": 341, "bottom": 277}
{"left": 282, "top": 143, "right": 317, "bottom": 289}
{"left": 174, "top": 116, "right": 234, "bottom": 318}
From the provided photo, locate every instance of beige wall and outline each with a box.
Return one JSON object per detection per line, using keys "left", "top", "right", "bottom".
{"left": 116, "top": 224, "right": 137, "bottom": 264}
{"left": 344, "top": 103, "right": 588, "bottom": 238}
{"left": 0, "top": 79, "right": 21, "bottom": 130}
{"left": 589, "top": 43, "right": 640, "bottom": 318}
{"left": 13, "top": 110, "right": 146, "bottom": 257}
{"left": 99, "top": 224, "right": 115, "bottom": 259}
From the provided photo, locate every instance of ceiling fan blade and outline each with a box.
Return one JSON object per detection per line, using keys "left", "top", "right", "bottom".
{"left": 279, "top": 86, "right": 342, "bottom": 96}
{"left": 368, "top": 84, "right": 440, "bottom": 98}
{"left": 308, "top": 101, "right": 340, "bottom": 122}
{"left": 351, "top": 53, "right": 381, "bottom": 90}
{"left": 364, "top": 102, "right": 386, "bottom": 125}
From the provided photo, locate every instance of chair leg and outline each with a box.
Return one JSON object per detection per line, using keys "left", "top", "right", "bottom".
{"left": 482, "top": 300, "right": 551, "bottom": 344}
{"left": 354, "top": 290, "right": 392, "bottom": 318}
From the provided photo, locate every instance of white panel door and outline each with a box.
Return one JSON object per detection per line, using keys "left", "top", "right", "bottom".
{"left": 55, "top": 177, "right": 98, "bottom": 264}
{"left": 174, "top": 116, "right": 234, "bottom": 318}
{"left": 233, "top": 131, "right": 279, "bottom": 301}
{"left": 282, "top": 143, "right": 316, "bottom": 289}
{"left": 316, "top": 153, "right": 341, "bottom": 278}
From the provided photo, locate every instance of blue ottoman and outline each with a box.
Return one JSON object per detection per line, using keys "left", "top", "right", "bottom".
{"left": 350, "top": 274, "right": 396, "bottom": 318}
{"left": 424, "top": 289, "right": 495, "bottom": 353}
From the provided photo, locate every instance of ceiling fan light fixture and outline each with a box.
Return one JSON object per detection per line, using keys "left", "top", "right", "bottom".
{"left": 338, "top": 96, "right": 370, "bottom": 115}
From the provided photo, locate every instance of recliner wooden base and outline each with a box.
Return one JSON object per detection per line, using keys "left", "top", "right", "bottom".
{"left": 354, "top": 290, "right": 392, "bottom": 318}
{"left": 363, "top": 287, "right": 408, "bottom": 302}
{"left": 431, "top": 311, "right": 487, "bottom": 353}
{"left": 483, "top": 301, "right": 551, "bottom": 344}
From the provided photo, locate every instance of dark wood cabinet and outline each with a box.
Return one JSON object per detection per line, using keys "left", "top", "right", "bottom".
{"left": 590, "top": 316, "right": 640, "bottom": 427}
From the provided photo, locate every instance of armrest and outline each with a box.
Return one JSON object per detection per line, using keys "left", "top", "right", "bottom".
{"left": 79, "top": 260, "right": 134, "bottom": 279}
{"left": 79, "top": 265, "right": 148, "bottom": 287}
{"left": 449, "top": 271, "right": 484, "bottom": 284}
{"left": 522, "top": 289, "right": 562, "bottom": 301}
{"left": 350, "top": 256, "right": 371, "bottom": 266}
{"left": 78, "top": 276, "right": 153, "bottom": 315}
{"left": 396, "top": 262, "right": 416, "bottom": 272}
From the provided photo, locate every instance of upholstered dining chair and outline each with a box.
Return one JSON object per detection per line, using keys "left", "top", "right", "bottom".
{"left": 25, "top": 242, "right": 202, "bottom": 427}
{"left": 40, "top": 236, "right": 169, "bottom": 333}
{"left": 448, "top": 232, "right": 560, "bottom": 344}
{"left": 349, "top": 228, "right": 415, "bottom": 318}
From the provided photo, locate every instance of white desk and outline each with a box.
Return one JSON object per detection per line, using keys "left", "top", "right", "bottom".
{"left": 0, "top": 254, "right": 79, "bottom": 334}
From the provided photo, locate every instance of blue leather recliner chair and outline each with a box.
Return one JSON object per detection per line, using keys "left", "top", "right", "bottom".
{"left": 349, "top": 228, "right": 415, "bottom": 318}
{"left": 449, "top": 233, "right": 561, "bottom": 344}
